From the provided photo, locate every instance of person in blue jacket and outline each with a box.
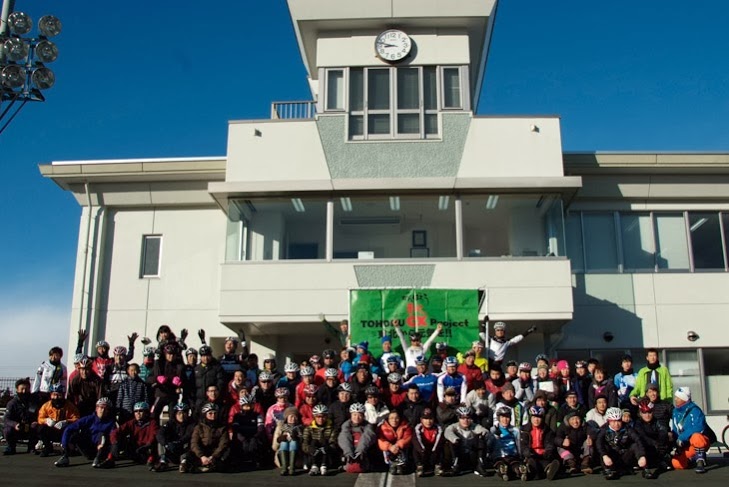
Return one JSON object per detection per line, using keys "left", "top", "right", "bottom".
{"left": 670, "top": 387, "right": 712, "bottom": 474}
{"left": 54, "top": 397, "right": 117, "bottom": 468}
{"left": 613, "top": 355, "right": 637, "bottom": 409}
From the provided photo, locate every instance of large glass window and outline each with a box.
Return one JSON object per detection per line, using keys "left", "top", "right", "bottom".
{"left": 461, "top": 194, "right": 565, "bottom": 258}
{"left": 225, "top": 198, "right": 327, "bottom": 261}
{"left": 689, "top": 212, "right": 725, "bottom": 269}
{"left": 703, "top": 348, "right": 729, "bottom": 412}
{"left": 666, "top": 350, "right": 703, "bottom": 410}
{"left": 442, "top": 67, "right": 462, "bottom": 108}
{"left": 326, "top": 69, "right": 344, "bottom": 111}
{"left": 583, "top": 213, "right": 618, "bottom": 271}
{"left": 621, "top": 213, "right": 655, "bottom": 271}
{"left": 565, "top": 213, "right": 584, "bottom": 272}
{"left": 654, "top": 213, "right": 690, "bottom": 270}
{"left": 332, "top": 196, "right": 456, "bottom": 259}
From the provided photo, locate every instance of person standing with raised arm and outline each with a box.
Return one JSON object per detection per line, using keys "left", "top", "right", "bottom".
{"left": 392, "top": 319, "right": 442, "bottom": 377}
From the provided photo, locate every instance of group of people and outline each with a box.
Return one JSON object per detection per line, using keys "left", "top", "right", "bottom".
{"left": 1, "top": 320, "right": 717, "bottom": 481}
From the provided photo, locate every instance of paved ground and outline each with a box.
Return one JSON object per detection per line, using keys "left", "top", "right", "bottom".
{"left": 1, "top": 450, "right": 728, "bottom": 487}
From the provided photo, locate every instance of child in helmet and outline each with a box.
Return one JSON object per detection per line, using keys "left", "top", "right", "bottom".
{"left": 520, "top": 405, "right": 560, "bottom": 480}
{"left": 338, "top": 402, "right": 377, "bottom": 473}
{"left": 595, "top": 407, "right": 647, "bottom": 480}
{"left": 183, "top": 402, "right": 230, "bottom": 473}
{"left": 101, "top": 401, "right": 159, "bottom": 468}
{"left": 443, "top": 405, "right": 489, "bottom": 476}
{"left": 489, "top": 406, "right": 526, "bottom": 481}
{"left": 392, "top": 319, "right": 443, "bottom": 377}
{"left": 154, "top": 402, "right": 195, "bottom": 472}
{"left": 272, "top": 407, "right": 303, "bottom": 476}
{"left": 302, "top": 404, "right": 338, "bottom": 476}
{"left": 412, "top": 407, "right": 445, "bottom": 476}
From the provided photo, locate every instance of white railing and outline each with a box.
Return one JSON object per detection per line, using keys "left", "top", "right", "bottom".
{"left": 270, "top": 101, "right": 317, "bottom": 120}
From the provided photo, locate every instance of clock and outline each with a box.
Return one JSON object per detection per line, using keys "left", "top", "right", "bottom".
{"left": 375, "top": 29, "right": 412, "bottom": 63}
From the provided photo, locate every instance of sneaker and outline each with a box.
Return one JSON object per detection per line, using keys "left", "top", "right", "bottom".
{"left": 604, "top": 469, "right": 618, "bottom": 480}
{"left": 396, "top": 464, "right": 405, "bottom": 475}
{"left": 416, "top": 464, "right": 425, "bottom": 477}
{"left": 519, "top": 464, "right": 528, "bottom": 481}
{"left": 565, "top": 459, "right": 578, "bottom": 474}
{"left": 320, "top": 465, "right": 328, "bottom": 476}
{"left": 199, "top": 465, "right": 211, "bottom": 473}
{"left": 695, "top": 459, "right": 706, "bottom": 474}
{"left": 55, "top": 454, "right": 70, "bottom": 467}
{"left": 642, "top": 468, "right": 657, "bottom": 479}
{"left": 309, "top": 465, "right": 320, "bottom": 476}
{"left": 546, "top": 460, "right": 560, "bottom": 481}
{"left": 498, "top": 463, "right": 510, "bottom": 481}
{"left": 91, "top": 455, "right": 102, "bottom": 468}
{"left": 434, "top": 464, "right": 444, "bottom": 476}
{"left": 179, "top": 460, "right": 189, "bottom": 473}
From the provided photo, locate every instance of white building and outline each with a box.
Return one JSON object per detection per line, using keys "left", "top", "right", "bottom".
{"left": 41, "top": 0, "right": 729, "bottom": 427}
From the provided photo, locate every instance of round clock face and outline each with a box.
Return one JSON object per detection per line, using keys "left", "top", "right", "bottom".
{"left": 375, "top": 29, "right": 412, "bottom": 62}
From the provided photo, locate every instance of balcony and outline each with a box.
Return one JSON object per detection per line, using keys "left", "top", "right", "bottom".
{"left": 270, "top": 100, "right": 317, "bottom": 120}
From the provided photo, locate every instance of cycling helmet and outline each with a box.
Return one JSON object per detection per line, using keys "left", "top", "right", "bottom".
{"left": 529, "top": 405, "right": 544, "bottom": 417}
{"left": 364, "top": 385, "right": 380, "bottom": 397}
{"left": 304, "top": 384, "right": 319, "bottom": 396}
{"left": 349, "top": 402, "right": 366, "bottom": 414}
{"left": 444, "top": 356, "right": 458, "bottom": 367}
{"left": 535, "top": 354, "right": 549, "bottom": 363}
{"left": 143, "top": 346, "right": 156, "bottom": 357}
{"left": 163, "top": 343, "right": 178, "bottom": 354}
{"left": 96, "top": 340, "right": 109, "bottom": 349}
{"left": 79, "top": 357, "right": 92, "bottom": 368}
{"left": 201, "top": 403, "right": 219, "bottom": 414}
{"left": 337, "top": 383, "right": 353, "bottom": 393}
{"left": 198, "top": 345, "right": 212, "bottom": 356}
{"left": 387, "top": 372, "right": 402, "bottom": 383}
{"left": 96, "top": 397, "right": 112, "bottom": 407}
{"left": 239, "top": 394, "right": 255, "bottom": 406}
{"left": 322, "top": 349, "right": 337, "bottom": 359}
{"left": 435, "top": 341, "right": 448, "bottom": 350}
{"left": 113, "top": 345, "right": 127, "bottom": 356}
{"left": 324, "top": 368, "right": 339, "bottom": 378}
{"left": 133, "top": 401, "right": 150, "bottom": 411}
{"left": 519, "top": 362, "right": 533, "bottom": 372}
{"left": 263, "top": 354, "right": 276, "bottom": 363}
{"left": 638, "top": 398, "right": 654, "bottom": 414}
{"left": 312, "top": 404, "right": 329, "bottom": 416}
{"left": 456, "top": 405, "right": 472, "bottom": 418}
{"left": 185, "top": 347, "right": 198, "bottom": 357}
{"left": 414, "top": 355, "right": 427, "bottom": 366}
{"left": 496, "top": 407, "right": 512, "bottom": 418}
{"left": 386, "top": 355, "right": 401, "bottom": 364}
{"left": 73, "top": 353, "right": 85, "bottom": 364}
{"left": 300, "top": 366, "right": 314, "bottom": 376}
{"left": 575, "top": 360, "right": 588, "bottom": 369}
{"left": 284, "top": 362, "right": 299, "bottom": 373}
{"left": 409, "top": 331, "right": 422, "bottom": 341}
{"left": 309, "top": 355, "right": 320, "bottom": 364}
{"left": 605, "top": 407, "right": 623, "bottom": 421}
{"left": 258, "top": 371, "right": 273, "bottom": 382}
{"left": 274, "top": 387, "right": 290, "bottom": 398}
{"left": 173, "top": 403, "right": 189, "bottom": 412}
{"left": 224, "top": 336, "right": 239, "bottom": 345}
{"left": 48, "top": 383, "right": 65, "bottom": 394}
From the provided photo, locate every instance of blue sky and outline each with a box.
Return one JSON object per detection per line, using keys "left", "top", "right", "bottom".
{"left": 1, "top": 0, "right": 728, "bottom": 376}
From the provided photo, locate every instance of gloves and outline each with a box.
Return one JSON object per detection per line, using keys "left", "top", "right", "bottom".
{"left": 127, "top": 332, "right": 138, "bottom": 344}
{"left": 157, "top": 375, "right": 167, "bottom": 385}
{"left": 172, "top": 376, "right": 182, "bottom": 387}
{"left": 45, "top": 418, "right": 56, "bottom": 427}
{"left": 198, "top": 329, "right": 206, "bottom": 344}
{"left": 54, "top": 420, "right": 67, "bottom": 430}
{"left": 140, "top": 336, "right": 151, "bottom": 345}
{"left": 525, "top": 325, "right": 537, "bottom": 335}
{"left": 180, "top": 328, "right": 189, "bottom": 341}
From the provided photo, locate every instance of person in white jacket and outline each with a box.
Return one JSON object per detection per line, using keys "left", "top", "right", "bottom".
{"left": 392, "top": 320, "right": 442, "bottom": 377}
{"left": 32, "top": 346, "right": 67, "bottom": 401}
{"left": 487, "top": 322, "right": 536, "bottom": 368}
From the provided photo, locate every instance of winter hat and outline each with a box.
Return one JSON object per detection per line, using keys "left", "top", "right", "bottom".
{"left": 381, "top": 335, "right": 391, "bottom": 344}
{"left": 557, "top": 360, "right": 569, "bottom": 371}
{"left": 501, "top": 383, "right": 515, "bottom": 393}
{"left": 675, "top": 387, "right": 691, "bottom": 402}
{"left": 283, "top": 407, "right": 300, "bottom": 421}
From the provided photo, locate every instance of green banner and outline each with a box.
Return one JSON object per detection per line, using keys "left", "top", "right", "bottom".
{"left": 349, "top": 289, "right": 480, "bottom": 359}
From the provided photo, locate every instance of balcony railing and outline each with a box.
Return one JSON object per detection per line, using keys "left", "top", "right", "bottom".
{"left": 270, "top": 101, "right": 317, "bottom": 120}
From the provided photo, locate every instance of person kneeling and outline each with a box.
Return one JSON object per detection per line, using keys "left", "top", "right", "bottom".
{"left": 54, "top": 397, "right": 115, "bottom": 468}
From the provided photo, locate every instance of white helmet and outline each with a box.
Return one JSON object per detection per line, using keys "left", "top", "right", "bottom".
{"left": 284, "top": 362, "right": 299, "bottom": 373}
{"left": 605, "top": 407, "right": 623, "bottom": 421}
{"left": 349, "top": 402, "right": 366, "bottom": 414}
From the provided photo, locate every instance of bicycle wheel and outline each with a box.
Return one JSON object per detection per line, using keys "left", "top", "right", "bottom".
{"left": 723, "top": 423, "right": 729, "bottom": 450}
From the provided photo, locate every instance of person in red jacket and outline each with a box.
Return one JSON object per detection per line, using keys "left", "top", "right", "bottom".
{"left": 298, "top": 384, "right": 319, "bottom": 427}
{"left": 101, "top": 401, "right": 159, "bottom": 468}
{"left": 377, "top": 410, "right": 413, "bottom": 475}
{"left": 458, "top": 351, "right": 483, "bottom": 392}
{"left": 383, "top": 373, "right": 407, "bottom": 410}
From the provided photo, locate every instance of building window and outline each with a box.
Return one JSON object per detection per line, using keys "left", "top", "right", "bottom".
{"left": 666, "top": 349, "right": 703, "bottom": 410}
{"left": 703, "top": 348, "right": 729, "bottom": 412}
{"left": 689, "top": 212, "right": 725, "bottom": 270}
{"left": 654, "top": 213, "right": 690, "bottom": 270}
{"left": 620, "top": 213, "right": 655, "bottom": 271}
{"left": 141, "top": 235, "right": 162, "bottom": 278}
{"left": 583, "top": 213, "right": 618, "bottom": 271}
{"left": 335, "top": 65, "right": 465, "bottom": 140}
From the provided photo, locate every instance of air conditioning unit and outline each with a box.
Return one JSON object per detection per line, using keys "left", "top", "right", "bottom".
{"left": 338, "top": 216, "right": 402, "bottom": 234}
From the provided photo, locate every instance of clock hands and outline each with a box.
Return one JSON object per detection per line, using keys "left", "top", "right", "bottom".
{"left": 377, "top": 42, "right": 398, "bottom": 48}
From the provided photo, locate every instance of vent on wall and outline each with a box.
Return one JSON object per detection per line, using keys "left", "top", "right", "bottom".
{"left": 338, "top": 216, "right": 401, "bottom": 234}
{"left": 339, "top": 217, "right": 400, "bottom": 225}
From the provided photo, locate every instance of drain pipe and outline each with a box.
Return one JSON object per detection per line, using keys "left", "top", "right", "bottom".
{"left": 77, "top": 182, "right": 93, "bottom": 347}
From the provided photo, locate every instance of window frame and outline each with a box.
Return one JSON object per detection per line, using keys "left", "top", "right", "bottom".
{"left": 140, "top": 235, "right": 163, "bottom": 278}
{"left": 324, "top": 68, "right": 346, "bottom": 112}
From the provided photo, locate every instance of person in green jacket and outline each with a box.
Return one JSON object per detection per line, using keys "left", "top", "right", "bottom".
{"left": 630, "top": 348, "right": 673, "bottom": 404}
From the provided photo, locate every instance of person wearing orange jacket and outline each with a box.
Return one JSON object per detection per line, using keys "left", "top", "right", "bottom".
{"left": 36, "top": 384, "right": 80, "bottom": 457}
{"left": 377, "top": 409, "right": 413, "bottom": 475}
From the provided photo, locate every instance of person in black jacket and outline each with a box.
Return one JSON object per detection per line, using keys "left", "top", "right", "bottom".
{"left": 633, "top": 399, "right": 669, "bottom": 478}
{"left": 554, "top": 411, "right": 593, "bottom": 475}
{"left": 520, "top": 406, "right": 560, "bottom": 480}
{"left": 2, "top": 378, "right": 39, "bottom": 455}
{"left": 435, "top": 388, "right": 459, "bottom": 428}
{"left": 399, "top": 385, "right": 427, "bottom": 428}
{"left": 596, "top": 407, "right": 647, "bottom": 480}
{"left": 229, "top": 394, "right": 266, "bottom": 466}
{"left": 330, "top": 383, "right": 354, "bottom": 430}
{"left": 153, "top": 402, "right": 195, "bottom": 471}
{"left": 587, "top": 367, "right": 618, "bottom": 410}
{"left": 556, "top": 390, "right": 587, "bottom": 424}
{"left": 193, "top": 346, "right": 225, "bottom": 414}
{"left": 644, "top": 384, "right": 673, "bottom": 431}
{"left": 149, "top": 343, "right": 185, "bottom": 422}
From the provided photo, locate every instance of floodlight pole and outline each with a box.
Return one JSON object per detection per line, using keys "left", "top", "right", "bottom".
{"left": 1, "top": 0, "right": 16, "bottom": 36}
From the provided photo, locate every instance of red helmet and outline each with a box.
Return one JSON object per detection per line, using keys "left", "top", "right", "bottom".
{"left": 638, "top": 398, "right": 654, "bottom": 414}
